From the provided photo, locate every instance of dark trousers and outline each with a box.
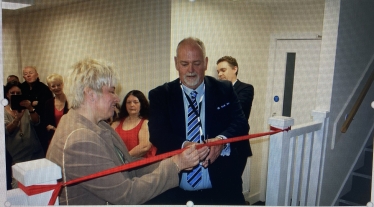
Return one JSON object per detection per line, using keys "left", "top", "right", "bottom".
{"left": 238, "top": 155, "right": 249, "bottom": 176}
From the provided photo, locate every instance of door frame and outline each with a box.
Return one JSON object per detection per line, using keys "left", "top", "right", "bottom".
{"left": 264, "top": 33, "right": 322, "bottom": 130}
{"left": 260, "top": 34, "right": 322, "bottom": 200}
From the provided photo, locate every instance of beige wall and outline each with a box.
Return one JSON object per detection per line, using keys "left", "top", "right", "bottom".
{"left": 3, "top": 0, "right": 171, "bottom": 100}
{"left": 2, "top": 0, "right": 325, "bottom": 203}
{"left": 2, "top": 16, "right": 20, "bottom": 81}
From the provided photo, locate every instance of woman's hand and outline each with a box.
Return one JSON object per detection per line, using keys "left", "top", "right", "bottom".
{"left": 172, "top": 144, "right": 200, "bottom": 171}
{"left": 19, "top": 100, "right": 32, "bottom": 110}
{"left": 46, "top": 125, "right": 56, "bottom": 131}
{"left": 14, "top": 109, "right": 25, "bottom": 121}
{"left": 19, "top": 99, "right": 39, "bottom": 123}
{"left": 32, "top": 101, "right": 38, "bottom": 107}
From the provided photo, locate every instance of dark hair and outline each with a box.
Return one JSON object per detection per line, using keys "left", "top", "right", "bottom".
{"left": 118, "top": 90, "right": 149, "bottom": 120}
{"left": 4, "top": 81, "right": 22, "bottom": 100}
{"left": 216, "top": 56, "right": 239, "bottom": 76}
{"left": 7, "top": 75, "right": 19, "bottom": 82}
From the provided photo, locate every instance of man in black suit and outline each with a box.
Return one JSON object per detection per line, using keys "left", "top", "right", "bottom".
{"left": 147, "top": 37, "right": 249, "bottom": 205}
{"left": 217, "top": 56, "right": 254, "bottom": 175}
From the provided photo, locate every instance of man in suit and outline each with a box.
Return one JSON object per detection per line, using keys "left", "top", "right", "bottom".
{"left": 217, "top": 56, "right": 254, "bottom": 175}
{"left": 147, "top": 37, "right": 249, "bottom": 205}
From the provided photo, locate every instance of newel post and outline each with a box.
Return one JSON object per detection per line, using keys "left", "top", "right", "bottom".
{"left": 266, "top": 116, "right": 294, "bottom": 206}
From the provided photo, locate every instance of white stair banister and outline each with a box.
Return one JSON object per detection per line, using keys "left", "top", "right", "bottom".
{"left": 266, "top": 111, "right": 329, "bottom": 206}
{"left": 266, "top": 116, "right": 294, "bottom": 206}
{"left": 307, "top": 110, "right": 329, "bottom": 205}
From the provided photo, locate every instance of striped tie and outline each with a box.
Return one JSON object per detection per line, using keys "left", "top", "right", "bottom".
{"left": 187, "top": 91, "right": 202, "bottom": 188}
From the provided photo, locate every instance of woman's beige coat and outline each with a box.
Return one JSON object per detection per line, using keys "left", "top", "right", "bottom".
{"left": 47, "top": 109, "right": 179, "bottom": 205}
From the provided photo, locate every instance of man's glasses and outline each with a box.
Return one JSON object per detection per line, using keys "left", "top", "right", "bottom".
{"left": 9, "top": 91, "right": 22, "bottom": 95}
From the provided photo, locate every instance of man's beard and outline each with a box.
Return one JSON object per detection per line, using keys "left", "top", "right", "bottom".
{"left": 183, "top": 73, "right": 200, "bottom": 88}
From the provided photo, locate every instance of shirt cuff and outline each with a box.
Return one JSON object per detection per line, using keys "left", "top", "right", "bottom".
{"left": 217, "top": 135, "right": 230, "bottom": 156}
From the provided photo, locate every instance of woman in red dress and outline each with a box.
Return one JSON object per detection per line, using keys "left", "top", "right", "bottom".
{"left": 111, "top": 90, "right": 156, "bottom": 158}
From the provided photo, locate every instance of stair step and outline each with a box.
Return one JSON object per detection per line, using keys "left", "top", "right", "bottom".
{"left": 364, "top": 150, "right": 373, "bottom": 166}
{"left": 338, "top": 140, "right": 373, "bottom": 206}
{"left": 351, "top": 175, "right": 371, "bottom": 192}
{"left": 339, "top": 190, "right": 370, "bottom": 206}
{"left": 354, "top": 165, "right": 372, "bottom": 179}
{"left": 339, "top": 199, "right": 367, "bottom": 206}
{"left": 339, "top": 176, "right": 371, "bottom": 206}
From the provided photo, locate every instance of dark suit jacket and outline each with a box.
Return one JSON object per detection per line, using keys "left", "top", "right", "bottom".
{"left": 233, "top": 80, "right": 254, "bottom": 158}
{"left": 148, "top": 76, "right": 249, "bottom": 191}
{"left": 234, "top": 80, "right": 254, "bottom": 119}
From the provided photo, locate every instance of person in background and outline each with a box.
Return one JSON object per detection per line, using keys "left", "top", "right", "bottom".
{"left": 112, "top": 90, "right": 156, "bottom": 158}
{"left": 7, "top": 75, "right": 19, "bottom": 83}
{"left": 46, "top": 58, "right": 205, "bottom": 205}
{"left": 6, "top": 150, "right": 12, "bottom": 189}
{"left": 44, "top": 73, "right": 69, "bottom": 146}
{"left": 216, "top": 56, "right": 254, "bottom": 176}
{"left": 4, "top": 75, "right": 20, "bottom": 99}
{"left": 216, "top": 56, "right": 254, "bottom": 119}
{"left": 20, "top": 66, "right": 53, "bottom": 155}
{"left": 4, "top": 75, "right": 19, "bottom": 189}
{"left": 147, "top": 37, "right": 249, "bottom": 205}
{"left": 4, "top": 81, "right": 44, "bottom": 188}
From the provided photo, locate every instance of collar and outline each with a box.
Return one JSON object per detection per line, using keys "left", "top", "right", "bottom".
{"left": 181, "top": 81, "right": 205, "bottom": 95}
{"left": 232, "top": 79, "right": 238, "bottom": 86}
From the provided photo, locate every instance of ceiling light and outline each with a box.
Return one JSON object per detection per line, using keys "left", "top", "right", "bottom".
{"left": 2, "top": 0, "right": 33, "bottom": 10}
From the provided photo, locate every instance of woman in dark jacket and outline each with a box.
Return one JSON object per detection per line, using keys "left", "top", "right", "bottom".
{"left": 44, "top": 73, "right": 69, "bottom": 146}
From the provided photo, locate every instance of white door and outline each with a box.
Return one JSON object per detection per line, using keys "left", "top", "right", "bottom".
{"left": 271, "top": 39, "right": 321, "bottom": 125}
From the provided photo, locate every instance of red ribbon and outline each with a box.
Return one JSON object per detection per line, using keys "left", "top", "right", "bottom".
{"left": 18, "top": 126, "right": 290, "bottom": 205}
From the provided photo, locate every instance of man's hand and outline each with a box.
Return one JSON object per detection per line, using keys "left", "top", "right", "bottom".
{"left": 201, "top": 137, "right": 224, "bottom": 168}
{"left": 184, "top": 141, "right": 210, "bottom": 164}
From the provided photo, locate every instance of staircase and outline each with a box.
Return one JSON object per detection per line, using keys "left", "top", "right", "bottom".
{"left": 338, "top": 144, "right": 372, "bottom": 206}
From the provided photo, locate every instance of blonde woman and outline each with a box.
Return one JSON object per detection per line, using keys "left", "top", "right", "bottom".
{"left": 44, "top": 73, "right": 68, "bottom": 145}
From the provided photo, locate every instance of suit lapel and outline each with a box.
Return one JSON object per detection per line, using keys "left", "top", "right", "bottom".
{"left": 170, "top": 79, "right": 187, "bottom": 137}
{"left": 233, "top": 80, "right": 241, "bottom": 90}
{"left": 204, "top": 77, "right": 215, "bottom": 137}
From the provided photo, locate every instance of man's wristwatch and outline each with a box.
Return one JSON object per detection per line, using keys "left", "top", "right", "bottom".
{"left": 29, "top": 108, "right": 36, "bottom": 113}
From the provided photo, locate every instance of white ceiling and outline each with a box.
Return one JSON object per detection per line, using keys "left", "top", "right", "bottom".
{"left": 2, "top": 0, "right": 90, "bottom": 17}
